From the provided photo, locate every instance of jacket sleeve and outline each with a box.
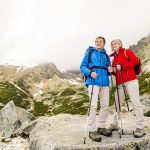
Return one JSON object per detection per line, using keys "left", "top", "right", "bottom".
{"left": 106, "top": 56, "right": 111, "bottom": 76}
{"left": 80, "top": 51, "right": 91, "bottom": 76}
{"left": 107, "top": 56, "right": 111, "bottom": 66}
{"left": 111, "top": 58, "right": 116, "bottom": 75}
{"left": 122, "top": 50, "right": 139, "bottom": 70}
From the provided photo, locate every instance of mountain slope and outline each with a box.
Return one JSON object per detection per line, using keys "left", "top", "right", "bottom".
{"left": 129, "top": 34, "right": 150, "bottom": 95}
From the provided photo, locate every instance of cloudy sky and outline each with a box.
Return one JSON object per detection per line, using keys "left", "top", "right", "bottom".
{"left": 0, "top": 0, "right": 150, "bottom": 70}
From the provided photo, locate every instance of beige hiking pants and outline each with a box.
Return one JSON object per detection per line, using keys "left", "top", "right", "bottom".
{"left": 88, "top": 85, "right": 109, "bottom": 132}
{"left": 112, "top": 79, "right": 144, "bottom": 129}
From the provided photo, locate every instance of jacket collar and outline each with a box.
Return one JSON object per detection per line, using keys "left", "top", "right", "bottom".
{"left": 88, "top": 46, "right": 106, "bottom": 53}
{"left": 110, "top": 47, "right": 125, "bottom": 57}
{"left": 118, "top": 47, "right": 125, "bottom": 54}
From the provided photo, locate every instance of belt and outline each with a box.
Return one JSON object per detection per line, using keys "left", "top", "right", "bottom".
{"left": 88, "top": 66, "right": 108, "bottom": 70}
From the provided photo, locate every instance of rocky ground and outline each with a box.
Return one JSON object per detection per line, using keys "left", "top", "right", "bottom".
{"left": 0, "top": 137, "right": 29, "bottom": 150}
{"left": 0, "top": 101, "right": 150, "bottom": 150}
{"left": 28, "top": 114, "right": 150, "bottom": 150}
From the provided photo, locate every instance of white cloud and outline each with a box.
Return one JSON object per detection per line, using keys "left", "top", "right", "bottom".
{"left": 0, "top": 0, "right": 150, "bottom": 70}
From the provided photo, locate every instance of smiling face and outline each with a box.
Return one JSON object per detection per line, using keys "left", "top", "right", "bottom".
{"left": 111, "top": 39, "right": 122, "bottom": 52}
{"left": 95, "top": 37, "right": 105, "bottom": 50}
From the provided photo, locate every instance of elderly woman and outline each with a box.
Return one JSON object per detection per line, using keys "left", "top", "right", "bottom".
{"left": 108, "top": 39, "right": 145, "bottom": 138}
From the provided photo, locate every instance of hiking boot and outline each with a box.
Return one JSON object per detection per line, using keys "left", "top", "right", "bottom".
{"left": 97, "top": 128, "right": 112, "bottom": 137}
{"left": 108, "top": 124, "right": 119, "bottom": 131}
{"left": 133, "top": 128, "right": 145, "bottom": 138}
{"left": 89, "top": 131, "right": 102, "bottom": 142}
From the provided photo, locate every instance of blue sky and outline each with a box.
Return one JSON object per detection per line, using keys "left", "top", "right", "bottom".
{"left": 0, "top": 0, "right": 150, "bottom": 70}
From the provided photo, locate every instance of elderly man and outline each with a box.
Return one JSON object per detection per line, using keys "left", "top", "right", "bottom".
{"left": 80, "top": 36, "right": 112, "bottom": 142}
{"left": 108, "top": 39, "right": 145, "bottom": 138}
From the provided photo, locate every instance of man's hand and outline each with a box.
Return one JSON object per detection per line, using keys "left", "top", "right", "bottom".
{"left": 91, "top": 71, "right": 98, "bottom": 79}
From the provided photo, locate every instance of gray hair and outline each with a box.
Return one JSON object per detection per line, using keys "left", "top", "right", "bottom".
{"left": 111, "top": 39, "right": 123, "bottom": 46}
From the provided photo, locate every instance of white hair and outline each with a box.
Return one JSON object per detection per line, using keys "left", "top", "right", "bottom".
{"left": 111, "top": 39, "right": 123, "bottom": 46}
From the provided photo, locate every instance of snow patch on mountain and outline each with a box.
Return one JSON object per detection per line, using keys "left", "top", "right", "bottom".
{"left": 67, "top": 79, "right": 80, "bottom": 85}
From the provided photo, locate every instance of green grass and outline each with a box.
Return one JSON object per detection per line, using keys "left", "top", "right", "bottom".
{"left": 51, "top": 87, "right": 89, "bottom": 115}
{"left": 0, "top": 82, "right": 30, "bottom": 109}
{"left": 139, "top": 72, "right": 150, "bottom": 94}
{"left": 60, "top": 88, "right": 77, "bottom": 96}
{"left": 52, "top": 97, "right": 88, "bottom": 115}
{"left": 48, "top": 91, "right": 58, "bottom": 96}
{"left": 32, "top": 101, "right": 49, "bottom": 117}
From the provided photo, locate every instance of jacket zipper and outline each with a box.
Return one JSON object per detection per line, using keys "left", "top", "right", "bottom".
{"left": 100, "top": 54, "right": 103, "bottom": 85}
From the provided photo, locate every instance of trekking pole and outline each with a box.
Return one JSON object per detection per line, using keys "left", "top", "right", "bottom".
{"left": 110, "top": 73, "right": 124, "bottom": 138}
{"left": 114, "top": 76, "right": 124, "bottom": 137}
{"left": 118, "top": 70, "right": 136, "bottom": 136}
{"left": 118, "top": 70, "right": 130, "bottom": 112}
{"left": 83, "top": 78, "right": 95, "bottom": 144}
{"left": 107, "top": 63, "right": 124, "bottom": 138}
{"left": 110, "top": 74, "right": 121, "bottom": 137}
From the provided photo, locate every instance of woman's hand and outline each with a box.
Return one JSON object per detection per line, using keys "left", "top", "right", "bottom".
{"left": 108, "top": 66, "right": 113, "bottom": 72}
{"left": 116, "top": 64, "right": 122, "bottom": 70}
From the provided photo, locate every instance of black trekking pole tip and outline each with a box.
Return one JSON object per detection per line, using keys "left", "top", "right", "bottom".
{"left": 122, "top": 129, "right": 124, "bottom": 135}
{"left": 83, "top": 137, "right": 86, "bottom": 144}
{"left": 119, "top": 132, "right": 122, "bottom": 138}
{"left": 133, "top": 131, "right": 135, "bottom": 135}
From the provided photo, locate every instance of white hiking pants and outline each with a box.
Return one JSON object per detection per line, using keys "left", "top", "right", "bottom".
{"left": 112, "top": 79, "right": 144, "bottom": 129}
{"left": 88, "top": 85, "right": 109, "bottom": 132}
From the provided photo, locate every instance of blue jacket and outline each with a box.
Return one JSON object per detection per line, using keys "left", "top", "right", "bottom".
{"left": 80, "top": 46, "right": 111, "bottom": 86}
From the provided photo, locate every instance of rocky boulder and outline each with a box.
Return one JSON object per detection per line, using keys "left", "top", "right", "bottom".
{"left": 140, "top": 94, "right": 150, "bottom": 117}
{"left": 0, "top": 101, "right": 35, "bottom": 140}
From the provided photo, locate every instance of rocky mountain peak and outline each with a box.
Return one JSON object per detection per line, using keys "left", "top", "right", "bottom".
{"left": 129, "top": 34, "right": 150, "bottom": 72}
{"left": 129, "top": 34, "right": 150, "bottom": 60}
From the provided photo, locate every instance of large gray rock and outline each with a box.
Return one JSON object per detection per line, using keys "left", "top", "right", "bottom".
{"left": 22, "top": 117, "right": 53, "bottom": 150}
{"left": 0, "top": 101, "right": 19, "bottom": 139}
{"left": 0, "top": 101, "right": 35, "bottom": 139}
{"left": 16, "top": 107, "right": 35, "bottom": 126}
{"left": 19, "top": 114, "right": 150, "bottom": 150}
